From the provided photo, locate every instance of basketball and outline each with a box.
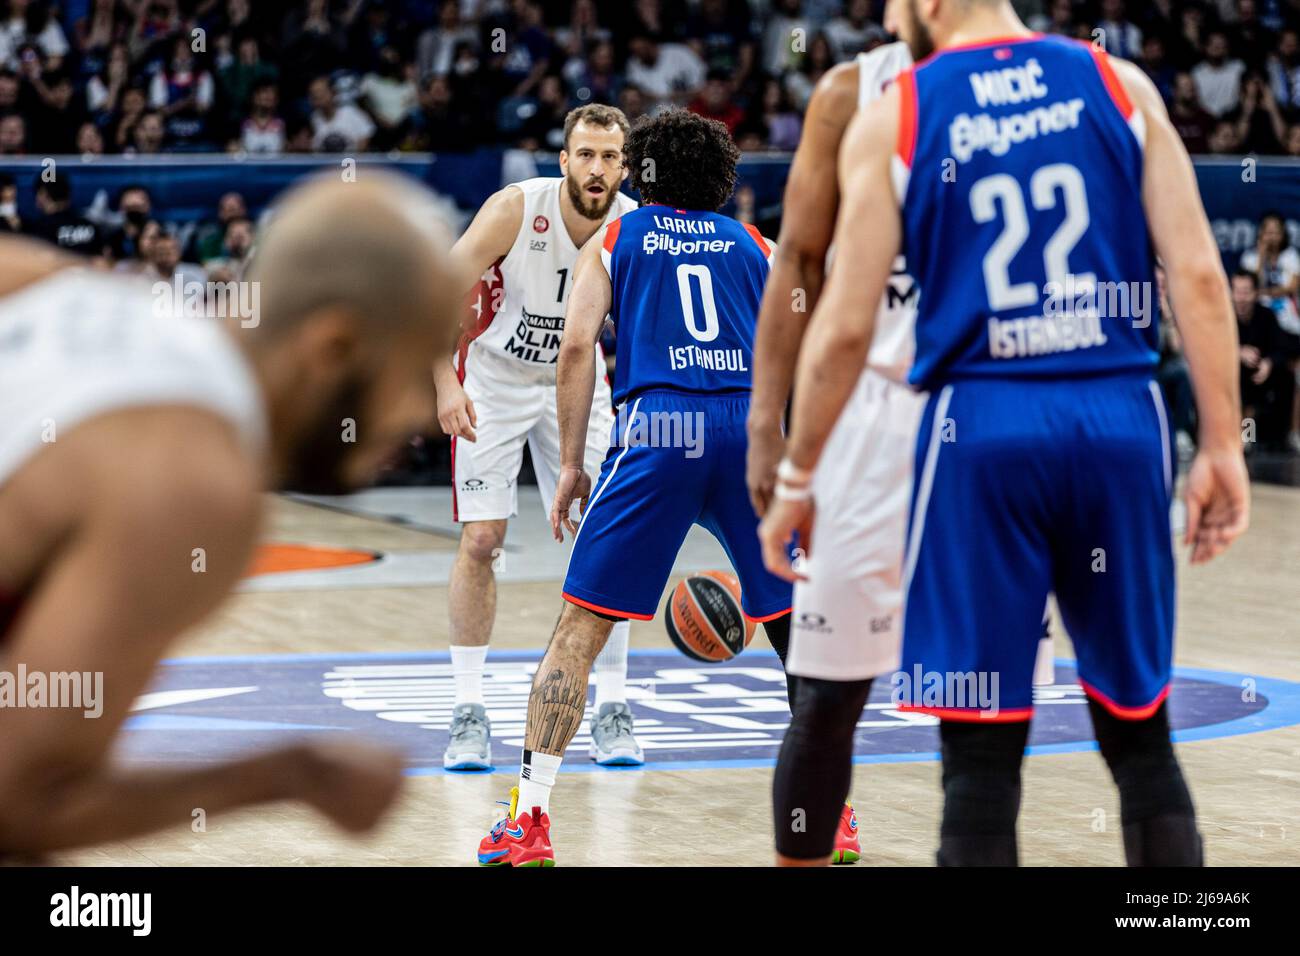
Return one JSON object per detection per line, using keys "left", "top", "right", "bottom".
{"left": 664, "top": 571, "right": 756, "bottom": 663}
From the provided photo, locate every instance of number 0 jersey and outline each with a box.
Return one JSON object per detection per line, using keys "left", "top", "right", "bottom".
{"left": 599, "top": 205, "right": 775, "bottom": 404}
{"left": 896, "top": 34, "right": 1158, "bottom": 390}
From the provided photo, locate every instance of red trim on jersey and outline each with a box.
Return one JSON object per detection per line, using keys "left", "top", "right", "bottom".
{"left": 463, "top": 255, "right": 505, "bottom": 344}
{"left": 742, "top": 223, "right": 770, "bottom": 257}
{"left": 915, "top": 32, "right": 1043, "bottom": 68}
{"left": 897, "top": 704, "right": 1035, "bottom": 722}
{"left": 563, "top": 592, "right": 654, "bottom": 621}
{"left": 1079, "top": 679, "right": 1169, "bottom": 721}
{"left": 1085, "top": 44, "right": 1135, "bottom": 119}
{"left": 896, "top": 68, "right": 918, "bottom": 168}
{"left": 744, "top": 606, "right": 790, "bottom": 624}
{"left": 602, "top": 218, "right": 622, "bottom": 253}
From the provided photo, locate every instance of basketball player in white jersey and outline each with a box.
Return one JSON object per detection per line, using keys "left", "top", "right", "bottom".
{"left": 747, "top": 9, "right": 1050, "bottom": 865}
{"left": 0, "top": 174, "right": 460, "bottom": 855}
{"left": 432, "top": 105, "right": 643, "bottom": 770}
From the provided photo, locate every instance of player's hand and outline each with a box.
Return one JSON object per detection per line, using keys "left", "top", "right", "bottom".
{"left": 550, "top": 465, "right": 592, "bottom": 542}
{"left": 292, "top": 737, "right": 406, "bottom": 834}
{"left": 745, "top": 416, "right": 785, "bottom": 517}
{"left": 758, "top": 495, "right": 814, "bottom": 583}
{"left": 1252, "top": 357, "right": 1273, "bottom": 385}
{"left": 436, "top": 379, "right": 477, "bottom": 442}
{"left": 1183, "top": 446, "right": 1250, "bottom": 565}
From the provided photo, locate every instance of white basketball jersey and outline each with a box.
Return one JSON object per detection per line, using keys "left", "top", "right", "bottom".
{"left": 469, "top": 177, "right": 637, "bottom": 367}
{"left": 857, "top": 42, "right": 918, "bottom": 383}
{"left": 0, "top": 268, "right": 266, "bottom": 487}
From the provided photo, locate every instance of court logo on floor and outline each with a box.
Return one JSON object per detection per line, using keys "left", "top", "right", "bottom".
{"left": 121, "top": 651, "right": 1300, "bottom": 774}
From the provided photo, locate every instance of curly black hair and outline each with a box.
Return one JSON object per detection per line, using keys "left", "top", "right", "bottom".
{"left": 624, "top": 109, "right": 740, "bottom": 212}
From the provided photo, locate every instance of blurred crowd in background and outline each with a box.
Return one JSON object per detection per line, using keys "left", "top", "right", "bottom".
{"left": 1, "top": 0, "right": 1299, "bottom": 458}
{"left": 0, "top": 0, "right": 1299, "bottom": 157}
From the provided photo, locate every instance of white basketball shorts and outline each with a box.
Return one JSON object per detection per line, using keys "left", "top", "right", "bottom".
{"left": 786, "top": 368, "right": 926, "bottom": 681}
{"left": 452, "top": 339, "right": 614, "bottom": 523}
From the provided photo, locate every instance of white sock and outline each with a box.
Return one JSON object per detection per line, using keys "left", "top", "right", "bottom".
{"left": 450, "top": 644, "right": 487, "bottom": 706}
{"left": 594, "top": 620, "right": 630, "bottom": 709}
{"left": 518, "top": 750, "right": 562, "bottom": 816}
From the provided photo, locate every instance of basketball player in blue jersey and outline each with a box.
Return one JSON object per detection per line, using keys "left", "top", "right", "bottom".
{"left": 476, "top": 111, "right": 793, "bottom": 866}
{"left": 762, "top": 0, "right": 1249, "bottom": 866}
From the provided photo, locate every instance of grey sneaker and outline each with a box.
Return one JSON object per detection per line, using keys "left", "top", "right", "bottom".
{"left": 444, "top": 703, "right": 492, "bottom": 771}
{"left": 588, "top": 702, "right": 644, "bottom": 766}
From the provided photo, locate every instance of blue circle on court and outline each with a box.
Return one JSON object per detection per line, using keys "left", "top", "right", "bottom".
{"left": 121, "top": 650, "right": 1300, "bottom": 774}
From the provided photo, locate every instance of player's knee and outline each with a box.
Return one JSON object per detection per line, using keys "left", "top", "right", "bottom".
{"left": 788, "top": 676, "right": 872, "bottom": 748}
{"left": 459, "top": 520, "right": 506, "bottom": 565}
{"left": 1088, "top": 700, "right": 1195, "bottom": 823}
{"left": 937, "top": 719, "right": 1028, "bottom": 861}
{"left": 551, "top": 603, "right": 615, "bottom": 657}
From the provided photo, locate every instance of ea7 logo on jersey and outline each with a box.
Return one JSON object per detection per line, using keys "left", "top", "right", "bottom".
{"left": 529, "top": 239, "right": 547, "bottom": 252}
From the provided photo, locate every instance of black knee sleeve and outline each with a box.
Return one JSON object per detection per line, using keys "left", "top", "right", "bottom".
{"left": 937, "top": 719, "right": 1030, "bottom": 866}
{"left": 763, "top": 614, "right": 791, "bottom": 669}
{"left": 762, "top": 614, "right": 794, "bottom": 711}
{"left": 1088, "top": 700, "right": 1202, "bottom": 866}
{"left": 772, "top": 676, "right": 872, "bottom": 860}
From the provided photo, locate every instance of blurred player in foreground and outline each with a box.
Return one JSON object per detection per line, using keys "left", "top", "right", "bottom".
{"left": 0, "top": 173, "right": 459, "bottom": 855}
{"left": 432, "top": 105, "right": 643, "bottom": 771}
{"left": 476, "top": 111, "right": 792, "bottom": 866}
{"left": 761, "top": 0, "right": 1248, "bottom": 866}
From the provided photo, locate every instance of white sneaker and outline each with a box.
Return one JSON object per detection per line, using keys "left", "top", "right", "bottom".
{"left": 444, "top": 703, "right": 492, "bottom": 770}
{"left": 588, "top": 702, "right": 644, "bottom": 766}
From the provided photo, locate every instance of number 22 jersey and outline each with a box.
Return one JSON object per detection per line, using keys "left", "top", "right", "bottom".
{"left": 895, "top": 34, "right": 1158, "bottom": 390}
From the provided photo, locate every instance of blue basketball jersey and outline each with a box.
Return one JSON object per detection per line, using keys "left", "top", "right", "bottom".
{"left": 896, "top": 35, "right": 1158, "bottom": 390}
{"left": 600, "top": 205, "right": 774, "bottom": 404}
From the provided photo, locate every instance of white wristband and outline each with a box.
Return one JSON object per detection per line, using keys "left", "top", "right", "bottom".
{"left": 774, "top": 481, "right": 812, "bottom": 502}
{"left": 777, "top": 458, "right": 812, "bottom": 485}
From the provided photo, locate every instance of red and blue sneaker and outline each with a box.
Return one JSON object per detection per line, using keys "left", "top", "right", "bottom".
{"left": 830, "top": 803, "right": 860, "bottom": 864}
{"left": 477, "top": 786, "right": 555, "bottom": 867}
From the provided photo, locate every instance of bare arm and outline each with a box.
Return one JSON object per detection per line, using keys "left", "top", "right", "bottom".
{"left": 0, "top": 415, "right": 402, "bottom": 852}
{"left": 1115, "top": 58, "right": 1249, "bottom": 562}
{"left": 758, "top": 88, "right": 901, "bottom": 580}
{"left": 434, "top": 186, "right": 526, "bottom": 439}
{"left": 550, "top": 234, "right": 610, "bottom": 540}
{"left": 747, "top": 63, "right": 859, "bottom": 515}
{"left": 786, "top": 88, "right": 901, "bottom": 471}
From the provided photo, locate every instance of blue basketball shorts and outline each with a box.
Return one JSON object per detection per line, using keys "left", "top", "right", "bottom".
{"left": 898, "top": 372, "right": 1175, "bottom": 721}
{"left": 563, "top": 389, "right": 793, "bottom": 622}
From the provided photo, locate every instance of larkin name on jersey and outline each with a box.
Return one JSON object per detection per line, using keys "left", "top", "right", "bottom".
{"left": 603, "top": 206, "right": 772, "bottom": 402}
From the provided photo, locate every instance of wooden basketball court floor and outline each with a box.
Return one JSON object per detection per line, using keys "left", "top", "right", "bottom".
{"left": 58, "top": 478, "right": 1300, "bottom": 868}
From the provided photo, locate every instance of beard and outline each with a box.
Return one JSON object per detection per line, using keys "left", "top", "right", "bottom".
{"left": 279, "top": 373, "right": 368, "bottom": 496}
{"left": 566, "top": 171, "right": 618, "bottom": 221}
{"left": 903, "top": 0, "right": 936, "bottom": 62}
